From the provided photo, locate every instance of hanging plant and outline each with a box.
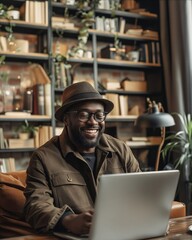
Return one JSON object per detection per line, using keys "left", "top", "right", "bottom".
{"left": 54, "top": 53, "right": 71, "bottom": 69}
{"left": 0, "top": 3, "right": 16, "bottom": 54}
{"left": 0, "top": 55, "right": 6, "bottom": 66}
{"left": 68, "top": 0, "right": 100, "bottom": 57}
{"left": 0, "top": 4, "right": 13, "bottom": 19}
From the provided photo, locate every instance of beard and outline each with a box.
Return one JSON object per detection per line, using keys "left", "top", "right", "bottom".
{"left": 69, "top": 125, "right": 105, "bottom": 149}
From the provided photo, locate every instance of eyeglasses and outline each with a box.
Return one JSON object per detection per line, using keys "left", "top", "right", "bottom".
{"left": 67, "top": 110, "right": 108, "bottom": 123}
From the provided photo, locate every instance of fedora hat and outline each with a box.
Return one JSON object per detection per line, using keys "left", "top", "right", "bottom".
{"left": 55, "top": 81, "right": 114, "bottom": 122}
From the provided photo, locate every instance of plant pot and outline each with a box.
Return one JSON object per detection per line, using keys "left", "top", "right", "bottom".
{"left": 19, "top": 132, "right": 29, "bottom": 140}
{"left": 182, "top": 158, "right": 192, "bottom": 182}
{"left": 7, "top": 10, "right": 20, "bottom": 20}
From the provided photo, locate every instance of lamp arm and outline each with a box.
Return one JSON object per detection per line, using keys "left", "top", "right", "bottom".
{"left": 155, "top": 127, "right": 166, "bottom": 171}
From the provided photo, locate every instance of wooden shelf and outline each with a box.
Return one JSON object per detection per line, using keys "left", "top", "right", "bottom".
{"left": 95, "top": 9, "right": 158, "bottom": 20}
{"left": 0, "top": 19, "right": 48, "bottom": 28}
{"left": 106, "top": 115, "right": 137, "bottom": 122}
{"left": 0, "top": 148, "right": 34, "bottom": 153}
{"left": 0, "top": 51, "right": 49, "bottom": 60}
{"left": 91, "top": 29, "right": 158, "bottom": 41}
{"left": 0, "top": 115, "right": 51, "bottom": 122}
{"left": 97, "top": 58, "right": 161, "bottom": 68}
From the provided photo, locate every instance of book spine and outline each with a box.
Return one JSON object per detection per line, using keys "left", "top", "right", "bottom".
{"left": 23, "top": 88, "right": 33, "bottom": 113}
{"left": 33, "top": 84, "right": 45, "bottom": 115}
{"left": 44, "top": 83, "right": 52, "bottom": 116}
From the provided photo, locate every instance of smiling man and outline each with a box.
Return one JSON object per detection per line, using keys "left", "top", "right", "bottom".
{"left": 24, "top": 81, "right": 141, "bottom": 235}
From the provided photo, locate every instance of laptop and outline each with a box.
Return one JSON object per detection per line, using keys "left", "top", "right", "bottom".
{"left": 53, "top": 170, "right": 179, "bottom": 240}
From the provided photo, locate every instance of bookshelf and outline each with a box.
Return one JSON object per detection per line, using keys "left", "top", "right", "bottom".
{"left": 0, "top": 0, "right": 165, "bottom": 171}
{"left": 0, "top": 0, "right": 53, "bottom": 171}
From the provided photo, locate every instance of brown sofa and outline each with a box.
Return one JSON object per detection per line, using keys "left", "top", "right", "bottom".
{"left": 0, "top": 171, "right": 186, "bottom": 239}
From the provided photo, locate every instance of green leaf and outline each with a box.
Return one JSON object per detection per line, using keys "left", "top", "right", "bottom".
{"left": 162, "top": 112, "right": 192, "bottom": 168}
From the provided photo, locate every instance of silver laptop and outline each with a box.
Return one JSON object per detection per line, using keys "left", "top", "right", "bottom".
{"left": 54, "top": 170, "right": 179, "bottom": 240}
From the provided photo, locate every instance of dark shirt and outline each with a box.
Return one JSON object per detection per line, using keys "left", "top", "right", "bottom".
{"left": 81, "top": 152, "right": 96, "bottom": 172}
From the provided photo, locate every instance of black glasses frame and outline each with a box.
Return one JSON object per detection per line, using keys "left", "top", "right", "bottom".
{"left": 67, "top": 110, "right": 108, "bottom": 123}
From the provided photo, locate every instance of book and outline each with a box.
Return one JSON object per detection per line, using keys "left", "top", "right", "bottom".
{"left": 101, "top": 79, "right": 121, "bottom": 90}
{"left": 34, "top": 1, "right": 43, "bottom": 24}
{"left": 121, "top": 79, "right": 147, "bottom": 92}
{"left": 34, "top": 125, "right": 53, "bottom": 147}
{"left": 129, "top": 8, "right": 146, "bottom": 13}
{"left": 23, "top": 89, "right": 33, "bottom": 113}
{"left": 151, "top": 41, "right": 156, "bottom": 63}
{"left": 126, "top": 29, "right": 143, "bottom": 36}
{"left": 39, "top": 125, "right": 50, "bottom": 146}
{"left": 155, "top": 42, "right": 161, "bottom": 63}
{"left": 144, "top": 43, "right": 149, "bottom": 63}
{"left": 143, "top": 30, "right": 158, "bottom": 38}
{"left": 29, "top": 1, "right": 34, "bottom": 23}
{"left": 34, "top": 127, "right": 40, "bottom": 148}
{"left": 0, "top": 158, "right": 15, "bottom": 172}
{"left": 19, "top": 1, "right": 27, "bottom": 21}
{"left": 140, "top": 12, "right": 157, "bottom": 18}
{"left": 33, "top": 84, "right": 45, "bottom": 115}
{"left": 8, "top": 138, "right": 35, "bottom": 149}
{"left": 60, "top": 62, "right": 67, "bottom": 88}
{"left": 0, "top": 36, "right": 7, "bottom": 51}
{"left": 41, "top": 1, "right": 45, "bottom": 25}
{"left": 44, "top": 83, "right": 52, "bottom": 116}
{"left": 119, "top": 18, "right": 126, "bottom": 34}
{"left": 4, "top": 111, "right": 31, "bottom": 116}
{"left": 44, "top": 1, "right": 49, "bottom": 25}
{"left": 52, "top": 17, "right": 75, "bottom": 28}
{"left": 126, "top": 141, "right": 151, "bottom": 147}
{"left": 139, "top": 44, "right": 146, "bottom": 62}
{"left": 0, "top": 128, "right": 8, "bottom": 149}
{"left": 105, "top": 93, "right": 120, "bottom": 116}
{"left": 119, "top": 95, "right": 129, "bottom": 116}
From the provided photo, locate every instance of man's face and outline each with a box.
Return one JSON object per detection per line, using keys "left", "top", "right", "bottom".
{"left": 65, "top": 101, "right": 106, "bottom": 153}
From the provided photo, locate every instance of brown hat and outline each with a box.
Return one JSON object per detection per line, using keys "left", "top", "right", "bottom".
{"left": 55, "top": 81, "right": 114, "bottom": 122}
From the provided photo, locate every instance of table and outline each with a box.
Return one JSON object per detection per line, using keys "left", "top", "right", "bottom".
{"left": 3, "top": 216, "right": 192, "bottom": 240}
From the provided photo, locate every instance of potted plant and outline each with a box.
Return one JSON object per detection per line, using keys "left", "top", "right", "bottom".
{"left": 16, "top": 120, "right": 37, "bottom": 140}
{"left": 162, "top": 112, "right": 192, "bottom": 214}
{"left": 0, "top": 3, "right": 13, "bottom": 18}
{"left": 0, "top": 3, "right": 16, "bottom": 52}
{"left": 162, "top": 112, "right": 192, "bottom": 171}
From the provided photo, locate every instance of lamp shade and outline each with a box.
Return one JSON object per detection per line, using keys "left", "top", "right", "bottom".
{"left": 135, "top": 104, "right": 175, "bottom": 128}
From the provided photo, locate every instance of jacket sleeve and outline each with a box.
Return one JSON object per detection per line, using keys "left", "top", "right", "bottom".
{"left": 23, "top": 152, "right": 74, "bottom": 233}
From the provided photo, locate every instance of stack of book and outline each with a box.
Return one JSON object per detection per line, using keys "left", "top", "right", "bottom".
{"left": 34, "top": 125, "right": 53, "bottom": 147}
{"left": 29, "top": 64, "right": 52, "bottom": 116}
{"left": 52, "top": 17, "right": 75, "bottom": 28}
{"left": 0, "top": 128, "right": 8, "bottom": 149}
{"left": 0, "top": 158, "right": 15, "bottom": 172}
{"left": 8, "top": 138, "right": 35, "bottom": 149}
{"left": 20, "top": 1, "right": 48, "bottom": 25}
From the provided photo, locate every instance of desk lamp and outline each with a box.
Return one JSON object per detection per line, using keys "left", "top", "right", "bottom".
{"left": 134, "top": 98, "right": 175, "bottom": 171}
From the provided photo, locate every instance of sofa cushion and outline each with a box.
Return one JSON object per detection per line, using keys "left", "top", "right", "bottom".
{"left": 0, "top": 171, "right": 35, "bottom": 238}
{"left": 0, "top": 172, "right": 26, "bottom": 215}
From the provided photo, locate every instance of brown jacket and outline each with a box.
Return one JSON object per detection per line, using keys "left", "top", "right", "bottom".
{"left": 24, "top": 129, "right": 140, "bottom": 233}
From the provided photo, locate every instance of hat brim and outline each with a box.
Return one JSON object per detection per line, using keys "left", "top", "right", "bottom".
{"left": 55, "top": 98, "right": 114, "bottom": 122}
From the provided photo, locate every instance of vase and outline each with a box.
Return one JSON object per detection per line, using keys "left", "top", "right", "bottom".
{"left": 19, "top": 132, "right": 29, "bottom": 140}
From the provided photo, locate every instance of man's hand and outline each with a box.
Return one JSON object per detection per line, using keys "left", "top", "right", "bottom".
{"left": 62, "top": 210, "right": 94, "bottom": 235}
